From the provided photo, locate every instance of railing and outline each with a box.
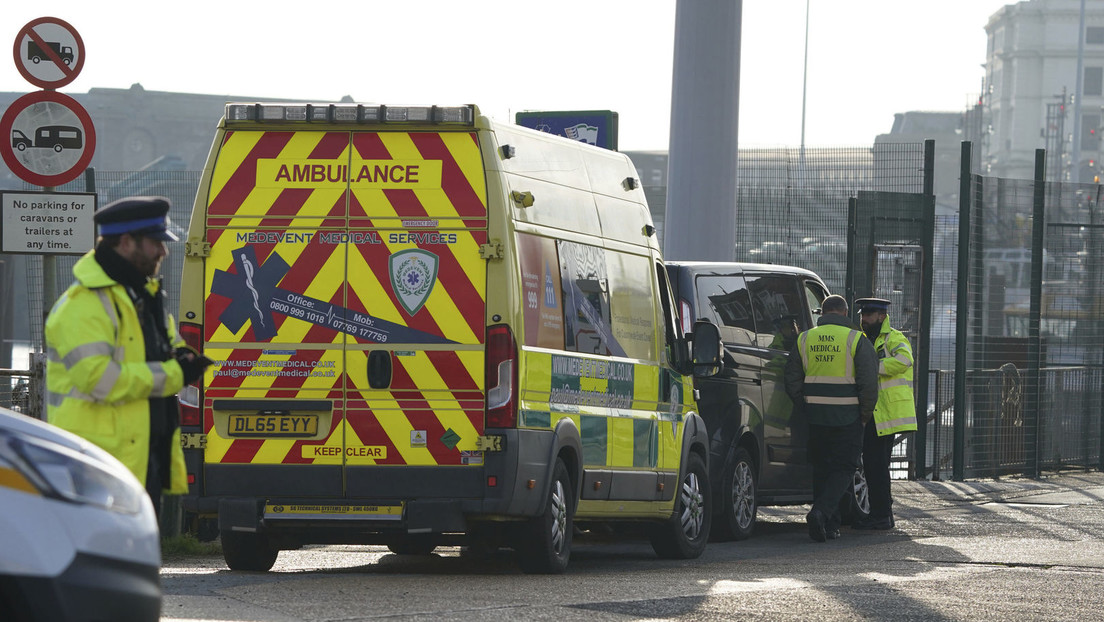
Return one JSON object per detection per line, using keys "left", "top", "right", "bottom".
{"left": 924, "top": 366, "right": 1103, "bottom": 480}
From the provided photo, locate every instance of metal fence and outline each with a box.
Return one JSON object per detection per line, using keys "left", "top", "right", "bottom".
{"left": 731, "top": 143, "right": 927, "bottom": 293}
{"left": 922, "top": 151, "right": 1104, "bottom": 479}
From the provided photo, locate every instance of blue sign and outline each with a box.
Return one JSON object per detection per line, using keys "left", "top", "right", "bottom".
{"left": 515, "top": 110, "right": 619, "bottom": 151}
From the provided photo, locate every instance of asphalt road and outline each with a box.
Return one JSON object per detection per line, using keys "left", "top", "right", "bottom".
{"left": 161, "top": 471, "right": 1104, "bottom": 621}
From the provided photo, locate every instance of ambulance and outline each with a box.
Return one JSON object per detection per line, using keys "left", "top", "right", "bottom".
{"left": 176, "top": 102, "right": 722, "bottom": 573}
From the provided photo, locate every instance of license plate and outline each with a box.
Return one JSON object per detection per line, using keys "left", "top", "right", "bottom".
{"left": 227, "top": 413, "right": 318, "bottom": 437}
{"left": 264, "top": 503, "right": 403, "bottom": 520}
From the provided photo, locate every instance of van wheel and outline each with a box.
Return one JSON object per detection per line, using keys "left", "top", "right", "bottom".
{"left": 651, "top": 452, "right": 711, "bottom": 559}
{"left": 387, "top": 535, "right": 437, "bottom": 556}
{"left": 715, "top": 447, "right": 756, "bottom": 541}
{"left": 516, "top": 458, "right": 573, "bottom": 574}
{"left": 221, "top": 530, "right": 278, "bottom": 571}
{"left": 840, "top": 466, "right": 871, "bottom": 525}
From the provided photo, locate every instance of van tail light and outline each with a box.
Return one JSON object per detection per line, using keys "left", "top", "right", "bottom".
{"left": 485, "top": 324, "right": 518, "bottom": 428}
{"left": 679, "top": 299, "right": 693, "bottom": 337}
{"left": 178, "top": 321, "right": 203, "bottom": 426}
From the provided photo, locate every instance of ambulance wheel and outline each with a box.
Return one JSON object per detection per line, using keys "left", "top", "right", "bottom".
{"left": 221, "top": 530, "right": 278, "bottom": 571}
{"left": 651, "top": 452, "right": 711, "bottom": 559}
{"left": 387, "top": 535, "right": 437, "bottom": 556}
{"left": 714, "top": 447, "right": 756, "bottom": 541}
{"left": 840, "top": 466, "right": 871, "bottom": 525}
{"left": 516, "top": 458, "right": 573, "bottom": 574}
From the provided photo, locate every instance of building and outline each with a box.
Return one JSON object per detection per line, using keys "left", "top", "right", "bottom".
{"left": 982, "top": 0, "right": 1104, "bottom": 181}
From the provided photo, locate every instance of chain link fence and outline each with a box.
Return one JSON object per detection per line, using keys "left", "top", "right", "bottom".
{"left": 925, "top": 166, "right": 1104, "bottom": 479}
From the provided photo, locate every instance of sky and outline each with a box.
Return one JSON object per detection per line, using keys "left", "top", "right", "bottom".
{"left": 2, "top": 1, "right": 1016, "bottom": 151}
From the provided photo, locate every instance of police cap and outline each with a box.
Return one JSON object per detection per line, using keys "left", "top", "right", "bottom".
{"left": 855, "top": 298, "right": 891, "bottom": 313}
{"left": 94, "top": 196, "right": 179, "bottom": 241}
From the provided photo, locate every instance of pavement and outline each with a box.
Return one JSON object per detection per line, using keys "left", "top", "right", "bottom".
{"left": 160, "top": 470, "right": 1104, "bottom": 621}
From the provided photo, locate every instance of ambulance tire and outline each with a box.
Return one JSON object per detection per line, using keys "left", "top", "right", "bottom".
{"left": 516, "top": 458, "right": 574, "bottom": 574}
{"left": 221, "top": 530, "right": 279, "bottom": 572}
{"left": 714, "top": 447, "right": 757, "bottom": 541}
{"left": 387, "top": 535, "right": 437, "bottom": 556}
{"left": 650, "top": 452, "right": 711, "bottom": 559}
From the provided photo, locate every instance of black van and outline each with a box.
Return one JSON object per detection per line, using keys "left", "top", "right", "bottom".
{"left": 665, "top": 261, "right": 870, "bottom": 540}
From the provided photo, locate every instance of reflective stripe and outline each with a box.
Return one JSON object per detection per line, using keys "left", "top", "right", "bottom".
{"left": 888, "top": 342, "right": 911, "bottom": 356}
{"left": 56, "top": 341, "right": 114, "bottom": 369}
{"left": 805, "top": 375, "right": 855, "bottom": 385}
{"left": 48, "top": 386, "right": 98, "bottom": 408}
{"left": 876, "top": 415, "right": 917, "bottom": 433}
{"left": 807, "top": 395, "right": 860, "bottom": 405}
{"left": 879, "top": 378, "right": 913, "bottom": 391}
{"left": 90, "top": 361, "right": 122, "bottom": 400}
{"left": 96, "top": 290, "right": 118, "bottom": 331}
{"left": 149, "top": 363, "right": 167, "bottom": 396}
{"left": 843, "top": 330, "right": 858, "bottom": 381}
{"left": 798, "top": 332, "right": 809, "bottom": 369}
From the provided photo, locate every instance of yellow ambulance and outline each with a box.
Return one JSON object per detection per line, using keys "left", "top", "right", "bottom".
{"left": 176, "top": 102, "right": 722, "bottom": 573}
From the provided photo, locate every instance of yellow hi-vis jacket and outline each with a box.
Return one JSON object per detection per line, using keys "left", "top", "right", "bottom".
{"left": 45, "top": 250, "right": 189, "bottom": 493}
{"left": 871, "top": 316, "right": 918, "bottom": 436}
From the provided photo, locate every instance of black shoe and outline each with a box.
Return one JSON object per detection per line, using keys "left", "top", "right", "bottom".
{"left": 826, "top": 529, "right": 842, "bottom": 540}
{"left": 806, "top": 509, "right": 827, "bottom": 542}
{"left": 853, "top": 515, "right": 894, "bottom": 530}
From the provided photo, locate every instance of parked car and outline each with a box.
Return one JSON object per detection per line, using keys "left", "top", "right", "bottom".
{"left": 665, "top": 261, "right": 870, "bottom": 540}
{"left": 0, "top": 407, "right": 161, "bottom": 621}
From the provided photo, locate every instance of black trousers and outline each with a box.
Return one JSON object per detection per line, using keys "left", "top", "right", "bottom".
{"left": 808, "top": 418, "right": 865, "bottom": 530}
{"left": 863, "top": 420, "right": 895, "bottom": 519}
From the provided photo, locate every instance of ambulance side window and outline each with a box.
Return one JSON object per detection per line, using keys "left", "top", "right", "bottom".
{"left": 558, "top": 240, "right": 613, "bottom": 356}
{"left": 606, "top": 252, "right": 656, "bottom": 361}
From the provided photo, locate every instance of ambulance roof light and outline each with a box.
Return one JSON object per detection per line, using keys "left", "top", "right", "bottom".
{"left": 224, "top": 103, "right": 475, "bottom": 125}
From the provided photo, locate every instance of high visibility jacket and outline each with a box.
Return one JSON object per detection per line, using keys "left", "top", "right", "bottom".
{"left": 871, "top": 316, "right": 918, "bottom": 436}
{"left": 45, "top": 250, "right": 188, "bottom": 493}
{"left": 797, "top": 322, "right": 863, "bottom": 426}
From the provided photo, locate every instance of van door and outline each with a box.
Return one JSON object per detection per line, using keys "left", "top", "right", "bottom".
{"left": 745, "top": 272, "right": 810, "bottom": 494}
{"left": 680, "top": 270, "right": 766, "bottom": 473}
{"left": 202, "top": 129, "right": 352, "bottom": 498}
{"left": 343, "top": 130, "right": 488, "bottom": 499}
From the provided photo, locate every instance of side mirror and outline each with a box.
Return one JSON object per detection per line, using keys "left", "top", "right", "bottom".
{"left": 691, "top": 320, "right": 723, "bottom": 378}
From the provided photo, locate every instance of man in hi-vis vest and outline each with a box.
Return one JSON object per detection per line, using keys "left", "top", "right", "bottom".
{"left": 784, "top": 295, "right": 878, "bottom": 542}
{"left": 853, "top": 298, "right": 918, "bottom": 531}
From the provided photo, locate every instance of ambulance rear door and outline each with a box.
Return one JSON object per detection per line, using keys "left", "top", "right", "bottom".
{"left": 202, "top": 128, "right": 352, "bottom": 498}
{"left": 342, "top": 129, "right": 488, "bottom": 501}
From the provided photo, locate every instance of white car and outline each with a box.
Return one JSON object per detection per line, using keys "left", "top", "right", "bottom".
{"left": 0, "top": 406, "right": 161, "bottom": 621}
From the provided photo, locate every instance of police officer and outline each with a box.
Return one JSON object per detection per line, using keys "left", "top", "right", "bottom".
{"left": 46, "top": 196, "right": 211, "bottom": 517}
{"left": 784, "top": 295, "right": 878, "bottom": 542}
{"left": 853, "top": 298, "right": 918, "bottom": 530}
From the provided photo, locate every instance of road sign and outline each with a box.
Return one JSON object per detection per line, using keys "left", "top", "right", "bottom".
{"left": 12, "top": 17, "right": 85, "bottom": 89}
{"left": 515, "top": 110, "right": 619, "bottom": 151}
{"left": 1, "top": 191, "right": 96, "bottom": 255}
{"left": 0, "top": 90, "right": 96, "bottom": 187}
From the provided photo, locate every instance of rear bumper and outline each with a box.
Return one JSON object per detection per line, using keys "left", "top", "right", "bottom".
{"left": 205, "top": 427, "right": 564, "bottom": 542}
{"left": 0, "top": 552, "right": 160, "bottom": 622}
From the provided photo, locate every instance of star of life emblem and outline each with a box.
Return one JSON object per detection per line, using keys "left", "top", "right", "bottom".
{"left": 389, "top": 249, "right": 439, "bottom": 316}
